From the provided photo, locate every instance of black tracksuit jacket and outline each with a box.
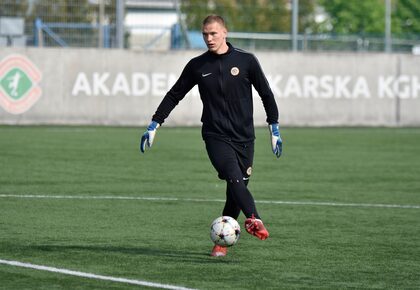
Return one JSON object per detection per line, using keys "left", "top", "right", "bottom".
{"left": 152, "top": 42, "right": 279, "bottom": 143}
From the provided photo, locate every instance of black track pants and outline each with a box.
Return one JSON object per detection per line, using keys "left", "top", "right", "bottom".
{"left": 204, "top": 137, "right": 260, "bottom": 219}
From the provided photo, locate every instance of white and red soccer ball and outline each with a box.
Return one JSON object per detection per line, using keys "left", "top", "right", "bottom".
{"left": 210, "top": 216, "right": 241, "bottom": 246}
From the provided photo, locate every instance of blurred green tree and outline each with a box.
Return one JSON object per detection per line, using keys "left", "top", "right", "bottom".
{"left": 392, "top": 0, "right": 420, "bottom": 35}
{"left": 317, "top": 0, "right": 420, "bottom": 35}
{"left": 317, "top": 0, "right": 385, "bottom": 34}
{"left": 180, "top": 0, "right": 317, "bottom": 33}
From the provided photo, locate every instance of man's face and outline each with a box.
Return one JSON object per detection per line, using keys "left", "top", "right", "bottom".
{"left": 202, "top": 21, "right": 227, "bottom": 54}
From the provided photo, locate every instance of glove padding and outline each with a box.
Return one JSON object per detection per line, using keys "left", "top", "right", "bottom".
{"left": 140, "top": 121, "right": 160, "bottom": 153}
{"left": 269, "top": 123, "right": 282, "bottom": 158}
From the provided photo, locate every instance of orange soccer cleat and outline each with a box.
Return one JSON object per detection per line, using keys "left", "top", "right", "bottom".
{"left": 245, "top": 215, "right": 269, "bottom": 240}
{"left": 211, "top": 244, "right": 228, "bottom": 257}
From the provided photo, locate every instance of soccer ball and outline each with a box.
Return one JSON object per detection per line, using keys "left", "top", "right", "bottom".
{"left": 210, "top": 216, "right": 241, "bottom": 247}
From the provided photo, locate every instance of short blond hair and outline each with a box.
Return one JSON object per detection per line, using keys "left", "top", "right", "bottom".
{"left": 202, "top": 15, "right": 226, "bottom": 29}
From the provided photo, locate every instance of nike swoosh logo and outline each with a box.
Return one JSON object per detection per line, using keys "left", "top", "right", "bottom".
{"left": 202, "top": 73, "right": 212, "bottom": 77}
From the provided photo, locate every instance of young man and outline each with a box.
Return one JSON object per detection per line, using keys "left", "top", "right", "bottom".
{"left": 140, "top": 15, "right": 282, "bottom": 257}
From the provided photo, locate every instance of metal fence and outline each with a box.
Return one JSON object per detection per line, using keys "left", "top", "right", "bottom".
{"left": 226, "top": 32, "right": 419, "bottom": 53}
{"left": 33, "top": 19, "right": 117, "bottom": 48}
{"left": 0, "top": 0, "right": 419, "bottom": 53}
{"left": 0, "top": 0, "right": 119, "bottom": 48}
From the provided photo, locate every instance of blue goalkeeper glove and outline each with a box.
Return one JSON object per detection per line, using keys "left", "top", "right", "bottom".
{"left": 269, "top": 123, "right": 282, "bottom": 158}
{"left": 140, "top": 121, "right": 160, "bottom": 153}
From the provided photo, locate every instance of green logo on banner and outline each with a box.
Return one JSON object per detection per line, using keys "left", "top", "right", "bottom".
{"left": 0, "top": 68, "right": 33, "bottom": 100}
{"left": 0, "top": 54, "right": 42, "bottom": 114}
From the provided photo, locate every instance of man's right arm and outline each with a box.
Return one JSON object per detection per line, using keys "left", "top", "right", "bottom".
{"left": 140, "top": 62, "right": 196, "bottom": 153}
{"left": 151, "top": 61, "right": 196, "bottom": 124}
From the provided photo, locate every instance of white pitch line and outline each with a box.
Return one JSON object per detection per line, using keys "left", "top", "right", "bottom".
{"left": 0, "top": 259, "right": 196, "bottom": 290}
{"left": 1, "top": 194, "right": 420, "bottom": 209}
{"left": 256, "top": 200, "right": 420, "bottom": 209}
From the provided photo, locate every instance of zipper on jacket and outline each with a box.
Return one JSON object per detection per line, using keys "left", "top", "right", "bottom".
{"left": 218, "top": 57, "right": 230, "bottom": 133}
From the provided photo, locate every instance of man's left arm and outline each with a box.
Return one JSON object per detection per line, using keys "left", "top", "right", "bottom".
{"left": 249, "top": 55, "right": 283, "bottom": 158}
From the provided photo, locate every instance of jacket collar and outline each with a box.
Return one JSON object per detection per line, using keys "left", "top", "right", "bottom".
{"left": 207, "top": 42, "right": 233, "bottom": 57}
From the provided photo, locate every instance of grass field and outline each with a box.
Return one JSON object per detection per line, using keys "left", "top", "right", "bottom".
{"left": 1, "top": 126, "right": 420, "bottom": 289}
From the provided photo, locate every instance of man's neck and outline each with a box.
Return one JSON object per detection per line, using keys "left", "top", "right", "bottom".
{"left": 214, "top": 42, "right": 229, "bottom": 55}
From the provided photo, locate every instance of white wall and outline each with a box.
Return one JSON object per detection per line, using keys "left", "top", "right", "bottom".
{"left": 0, "top": 47, "right": 419, "bottom": 126}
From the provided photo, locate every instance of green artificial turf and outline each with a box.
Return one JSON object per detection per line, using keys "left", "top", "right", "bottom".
{"left": 1, "top": 126, "right": 419, "bottom": 289}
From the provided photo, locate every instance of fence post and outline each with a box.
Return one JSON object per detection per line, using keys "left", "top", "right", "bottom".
{"left": 104, "top": 24, "right": 110, "bottom": 48}
{"left": 34, "top": 18, "right": 43, "bottom": 47}
{"left": 98, "top": 0, "right": 105, "bottom": 48}
{"left": 116, "top": 0, "right": 125, "bottom": 49}
{"left": 171, "top": 23, "right": 182, "bottom": 49}
{"left": 291, "top": 0, "right": 299, "bottom": 51}
{"left": 385, "top": 0, "right": 392, "bottom": 53}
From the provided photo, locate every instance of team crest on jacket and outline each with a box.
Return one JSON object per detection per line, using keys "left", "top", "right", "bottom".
{"left": 230, "top": 67, "right": 239, "bottom": 76}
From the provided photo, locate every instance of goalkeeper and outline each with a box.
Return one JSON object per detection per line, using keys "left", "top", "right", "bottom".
{"left": 140, "top": 15, "right": 282, "bottom": 257}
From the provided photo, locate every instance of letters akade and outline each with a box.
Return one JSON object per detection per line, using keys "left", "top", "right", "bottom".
{"left": 72, "top": 72, "right": 420, "bottom": 99}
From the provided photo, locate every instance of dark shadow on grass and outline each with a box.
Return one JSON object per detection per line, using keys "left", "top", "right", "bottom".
{"left": 27, "top": 244, "right": 237, "bottom": 264}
